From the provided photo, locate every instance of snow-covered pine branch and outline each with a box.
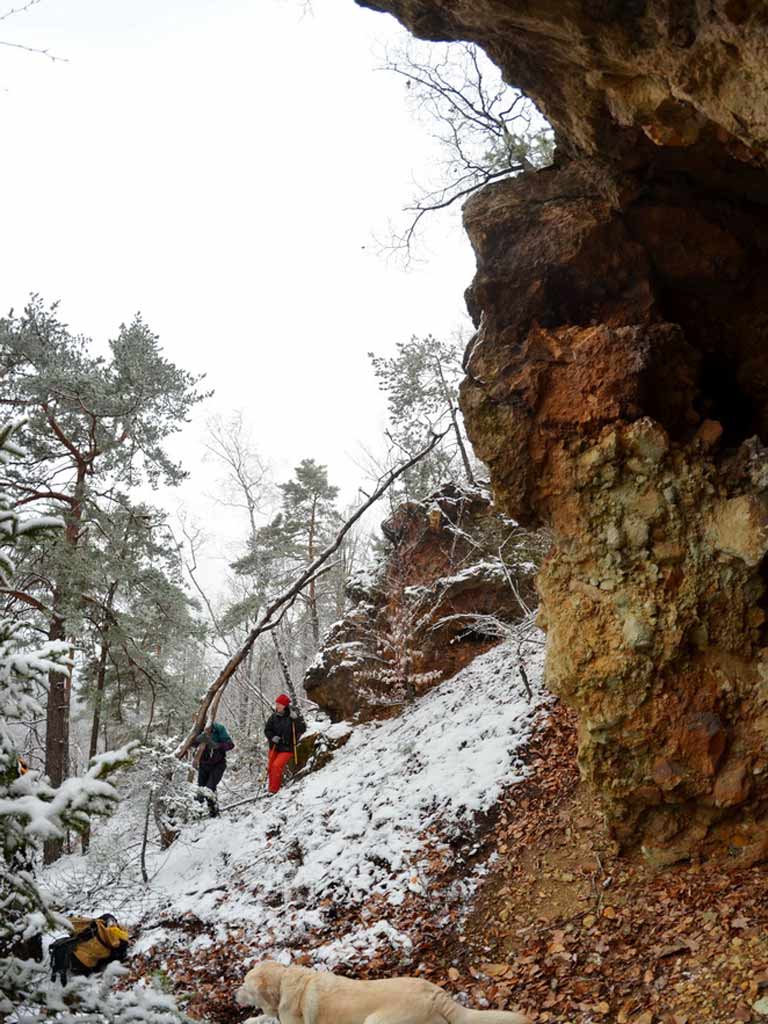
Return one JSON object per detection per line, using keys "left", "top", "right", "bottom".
{"left": 0, "top": 419, "right": 187, "bottom": 1020}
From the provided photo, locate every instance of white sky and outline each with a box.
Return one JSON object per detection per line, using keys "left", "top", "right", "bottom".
{"left": 0, "top": 0, "right": 477, "bottom": 587}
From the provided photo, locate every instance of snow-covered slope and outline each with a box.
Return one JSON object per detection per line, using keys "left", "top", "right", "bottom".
{"left": 45, "top": 638, "right": 548, "bottom": 982}
{"left": 141, "top": 639, "right": 546, "bottom": 965}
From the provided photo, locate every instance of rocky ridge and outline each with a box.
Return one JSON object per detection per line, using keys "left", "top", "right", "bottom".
{"left": 356, "top": 0, "right": 768, "bottom": 863}
{"left": 304, "top": 483, "right": 541, "bottom": 722}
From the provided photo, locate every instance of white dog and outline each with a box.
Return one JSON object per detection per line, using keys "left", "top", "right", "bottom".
{"left": 235, "top": 961, "right": 531, "bottom": 1024}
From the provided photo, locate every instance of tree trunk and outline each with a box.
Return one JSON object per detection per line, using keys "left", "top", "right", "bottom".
{"left": 89, "top": 640, "right": 110, "bottom": 762}
{"left": 307, "top": 496, "right": 320, "bottom": 647}
{"left": 82, "top": 635, "right": 109, "bottom": 856}
{"left": 44, "top": 467, "right": 87, "bottom": 864}
{"left": 271, "top": 632, "right": 299, "bottom": 704}
{"left": 44, "top": 603, "right": 69, "bottom": 864}
{"left": 435, "top": 358, "right": 475, "bottom": 486}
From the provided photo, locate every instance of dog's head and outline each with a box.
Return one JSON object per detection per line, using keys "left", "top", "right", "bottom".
{"left": 235, "top": 961, "right": 285, "bottom": 1015}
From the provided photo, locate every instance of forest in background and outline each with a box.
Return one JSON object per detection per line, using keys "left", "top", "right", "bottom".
{"left": 0, "top": 9, "right": 553, "bottom": 1021}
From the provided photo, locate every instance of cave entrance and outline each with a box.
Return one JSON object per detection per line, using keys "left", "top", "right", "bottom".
{"left": 626, "top": 195, "right": 768, "bottom": 451}
{"left": 694, "top": 352, "right": 761, "bottom": 449}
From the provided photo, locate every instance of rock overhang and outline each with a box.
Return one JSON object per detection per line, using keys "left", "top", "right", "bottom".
{"left": 356, "top": 0, "right": 768, "bottom": 865}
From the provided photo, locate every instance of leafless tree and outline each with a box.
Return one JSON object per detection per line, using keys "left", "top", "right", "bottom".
{"left": 379, "top": 40, "right": 553, "bottom": 258}
{"left": 0, "top": 0, "right": 66, "bottom": 62}
{"left": 204, "top": 412, "right": 275, "bottom": 542}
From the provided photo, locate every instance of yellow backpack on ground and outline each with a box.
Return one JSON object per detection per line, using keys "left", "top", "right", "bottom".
{"left": 69, "top": 915, "right": 130, "bottom": 968}
{"left": 49, "top": 914, "right": 130, "bottom": 983}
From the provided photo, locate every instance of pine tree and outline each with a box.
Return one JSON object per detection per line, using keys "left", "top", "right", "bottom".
{"left": 279, "top": 460, "right": 341, "bottom": 647}
{"left": 0, "top": 420, "right": 185, "bottom": 1020}
{"left": 74, "top": 499, "right": 203, "bottom": 764}
{"left": 232, "top": 459, "right": 341, "bottom": 656}
{"left": 369, "top": 334, "right": 476, "bottom": 501}
{"left": 0, "top": 297, "right": 209, "bottom": 860}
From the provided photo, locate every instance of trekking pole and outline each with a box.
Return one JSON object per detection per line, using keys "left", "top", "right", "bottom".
{"left": 263, "top": 743, "right": 272, "bottom": 789}
{"left": 291, "top": 720, "right": 298, "bottom": 765}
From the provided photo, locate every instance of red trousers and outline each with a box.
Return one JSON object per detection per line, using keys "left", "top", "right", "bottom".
{"left": 267, "top": 748, "right": 293, "bottom": 793}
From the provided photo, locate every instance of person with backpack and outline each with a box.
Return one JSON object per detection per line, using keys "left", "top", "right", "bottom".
{"left": 50, "top": 914, "right": 130, "bottom": 984}
{"left": 263, "top": 694, "right": 306, "bottom": 794}
{"left": 191, "top": 721, "right": 235, "bottom": 817}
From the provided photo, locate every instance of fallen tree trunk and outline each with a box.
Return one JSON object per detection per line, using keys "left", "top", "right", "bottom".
{"left": 175, "top": 430, "right": 448, "bottom": 759}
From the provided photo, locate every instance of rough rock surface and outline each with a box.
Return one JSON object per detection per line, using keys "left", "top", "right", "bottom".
{"left": 358, "top": 0, "right": 768, "bottom": 175}
{"left": 304, "top": 484, "right": 540, "bottom": 722}
{"left": 356, "top": 0, "right": 768, "bottom": 863}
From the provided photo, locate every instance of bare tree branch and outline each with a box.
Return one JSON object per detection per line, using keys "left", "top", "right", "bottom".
{"left": 175, "top": 430, "right": 449, "bottom": 759}
{"left": 377, "top": 39, "right": 553, "bottom": 260}
{"left": 0, "top": 0, "right": 40, "bottom": 23}
{"left": 0, "top": 38, "right": 67, "bottom": 62}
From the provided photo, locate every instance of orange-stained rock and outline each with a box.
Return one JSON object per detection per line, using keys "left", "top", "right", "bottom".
{"left": 713, "top": 760, "right": 751, "bottom": 808}
{"left": 304, "top": 484, "right": 542, "bottom": 722}
{"left": 450, "top": 109, "right": 768, "bottom": 866}
{"left": 357, "top": 0, "right": 768, "bottom": 865}
{"left": 676, "top": 712, "right": 727, "bottom": 779}
{"left": 695, "top": 419, "right": 724, "bottom": 449}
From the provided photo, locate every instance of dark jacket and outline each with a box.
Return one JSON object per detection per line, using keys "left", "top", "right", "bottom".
{"left": 264, "top": 709, "right": 306, "bottom": 754}
{"left": 191, "top": 722, "right": 234, "bottom": 766}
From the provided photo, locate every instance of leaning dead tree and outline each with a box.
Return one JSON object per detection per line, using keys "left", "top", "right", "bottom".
{"left": 175, "top": 430, "right": 448, "bottom": 759}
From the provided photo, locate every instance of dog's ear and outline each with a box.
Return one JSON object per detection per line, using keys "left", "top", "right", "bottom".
{"left": 255, "top": 961, "right": 284, "bottom": 1011}
{"left": 235, "top": 968, "right": 259, "bottom": 1008}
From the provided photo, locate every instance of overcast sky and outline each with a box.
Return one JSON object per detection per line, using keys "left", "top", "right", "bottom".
{"left": 0, "top": 0, "right": 477, "bottom": 587}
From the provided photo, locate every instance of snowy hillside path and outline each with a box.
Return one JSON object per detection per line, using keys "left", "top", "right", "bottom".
{"left": 136, "top": 639, "right": 548, "bottom": 968}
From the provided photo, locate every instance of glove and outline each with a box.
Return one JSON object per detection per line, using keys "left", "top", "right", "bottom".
{"left": 271, "top": 735, "right": 281, "bottom": 745}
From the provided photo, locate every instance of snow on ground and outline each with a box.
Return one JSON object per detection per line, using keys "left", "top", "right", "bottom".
{"left": 45, "top": 637, "right": 549, "bottom": 972}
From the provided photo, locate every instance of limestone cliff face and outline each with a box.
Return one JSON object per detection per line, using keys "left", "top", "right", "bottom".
{"left": 356, "top": 0, "right": 768, "bottom": 863}
{"left": 304, "top": 485, "right": 540, "bottom": 723}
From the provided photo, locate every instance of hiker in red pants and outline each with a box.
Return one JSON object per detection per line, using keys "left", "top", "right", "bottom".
{"left": 264, "top": 694, "right": 306, "bottom": 794}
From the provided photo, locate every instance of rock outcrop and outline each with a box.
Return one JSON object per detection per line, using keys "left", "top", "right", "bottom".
{"left": 304, "top": 485, "right": 540, "bottom": 722}
{"left": 356, "top": 1, "right": 768, "bottom": 864}
{"left": 358, "top": 0, "right": 768, "bottom": 177}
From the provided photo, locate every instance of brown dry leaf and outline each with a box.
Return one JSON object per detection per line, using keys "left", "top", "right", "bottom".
{"left": 654, "top": 941, "right": 691, "bottom": 959}
{"left": 479, "top": 963, "right": 511, "bottom": 978}
{"left": 602, "top": 906, "right": 617, "bottom": 919}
